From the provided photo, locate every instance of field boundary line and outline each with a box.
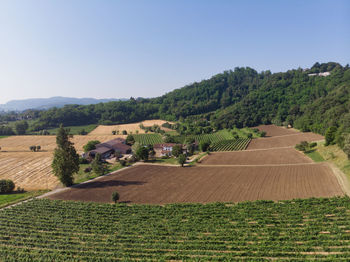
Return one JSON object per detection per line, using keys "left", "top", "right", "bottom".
{"left": 327, "top": 163, "right": 350, "bottom": 196}
{"left": 198, "top": 163, "right": 319, "bottom": 167}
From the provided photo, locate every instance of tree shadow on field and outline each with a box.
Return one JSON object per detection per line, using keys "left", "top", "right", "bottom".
{"left": 74, "top": 180, "right": 145, "bottom": 189}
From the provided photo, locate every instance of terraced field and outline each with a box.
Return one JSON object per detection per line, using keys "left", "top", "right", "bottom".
{"left": 2, "top": 197, "right": 350, "bottom": 261}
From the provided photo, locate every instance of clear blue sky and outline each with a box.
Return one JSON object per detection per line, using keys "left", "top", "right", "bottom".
{"left": 0, "top": 0, "right": 349, "bottom": 104}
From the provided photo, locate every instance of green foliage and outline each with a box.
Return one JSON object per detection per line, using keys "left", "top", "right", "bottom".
{"left": 177, "top": 154, "right": 186, "bottom": 167}
{"left": 51, "top": 125, "right": 80, "bottom": 187}
{"left": 343, "top": 134, "right": 350, "bottom": 160}
{"left": 2, "top": 197, "right": 350, "bottom": 260}
{"left": 295, "top": 141, "right": 310, "bottom": 152}
{"left": 172, "top": 144, "right": 182, "bottom": 157}
{"left": 0, "top": 126, "right": 14, "bottom": 136}
{"left": 83, "top": 140, "right": 101, "bottom": 153}
{"left": 136, "top": 146, "right": 149, "bottom": 161}
{"left": 0, "top": 179, "right": 15, "bottom": 193}
{"left": 122, "top": 130, "right": 127, "bottom": 135}
{"left": 111, "top": 191, "right": 120, "bottom": 203}
{"left": 126, "top": 134, "right": 135, "bottom": 145}
{"left": 91, "top": 153, "right": 106, "bottom": 176}
{"left": 200, "top": 141, "right": 210, "bottom": 152}
{"left": 15, "top": 120, "right": 28, "bottom": 135}
{"left": 325, "top": 126, "right": 338, "bottom": 146}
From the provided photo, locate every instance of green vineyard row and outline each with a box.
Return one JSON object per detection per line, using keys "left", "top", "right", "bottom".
{"left": 1, "top": 197, "right": 350, "bottom": 261}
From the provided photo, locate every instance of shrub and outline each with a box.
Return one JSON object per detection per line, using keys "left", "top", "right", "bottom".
{"left": 36, "top": 146, "right": 41, "bottom": 151}
{"left": 79, "top": 157, "right": 89, "bottom": 164}
{"left": 112, "top": 191, "right": 120, "bottom": 203}
{"left": 83, "top": 140, "right": 101, "bottom": 153}
{"left": 119, "top": 160, "right": 126, "bottom": 166}
{"left": 260, "top": 131, "right": 267, "bottom": 137}
{"left": 122, "top": 130, "right": 127, "bottom": 135}
{"left": 200, "top": 141, "right": 210, "bottom": 152}
{"left": 247, "top": 133, "right": 253, "bottom": 139}
{"left": 112, "top": 130, "right": 116, "bottom": 135}
{"left": 0, "top": 179, "right": 15, "bottom": 193}
{"left": 309, "top": 142, "right": 317, "bottom": 148}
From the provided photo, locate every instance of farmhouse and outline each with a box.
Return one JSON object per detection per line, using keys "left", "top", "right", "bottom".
{"left": 88, "top": 138, "right": 131, "bottom": 159}
{"left": 153, "top": 143, "right": 186, "bottom": 157}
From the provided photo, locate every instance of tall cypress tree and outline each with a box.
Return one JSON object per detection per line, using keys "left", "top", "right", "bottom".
{"left": 52, "top": 125, "right": 79, "bottom": 186}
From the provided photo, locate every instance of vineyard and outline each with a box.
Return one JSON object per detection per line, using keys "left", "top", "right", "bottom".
{"left": 190, "top": 129, "right": 234, "bottom": 144}
{"left": 133, "top": 133, "right": 163, "bottom": 145}
{"left": 210, "top": 138, "right": 251, "bottom": 151}
{"left": 1, "top": 197, "right": 350, "bottom": 261}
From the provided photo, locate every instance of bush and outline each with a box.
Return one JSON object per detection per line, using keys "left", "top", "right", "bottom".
{"left": 119, "top": 160, "right": 126, "bottom": 166}
{"left": 309, "top": 142, "right": 317, "bottom": 148}
{"left": 83, "top": 140, "right": 101, "bottom": 153}
{"left": 79, "top": 157, "right": 89, "bottom": 164}
{"left": 0, "top": 179, "right": 15, "bottom": 193}
{"left": 112, "top": 191, "right": 120, "bottom": 203}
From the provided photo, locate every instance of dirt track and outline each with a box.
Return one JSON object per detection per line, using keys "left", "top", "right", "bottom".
{"left": 47, "top": 163, "right": 343, "bottom": 204}
{"left": 200, "top": 147, "right": 312, "bottom": 165}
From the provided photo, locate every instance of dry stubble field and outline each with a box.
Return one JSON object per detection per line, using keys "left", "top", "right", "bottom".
{"left": 0, "top": 134, "right": 120, "bottom": 190}
{"left": 89, "top": 119, "right": 173, "bottom": 135}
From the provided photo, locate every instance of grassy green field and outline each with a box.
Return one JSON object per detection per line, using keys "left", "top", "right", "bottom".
{"left": 0, "top": 136, "right": 8, "bottom": 139}
{"left": 44, "top": 124, "right": 98, "bottom": 135}
{"left": 305, "top": 149, "right": 325, "bottom": 162}
{"left": 1, "top": 197, "right": 350, "bottom": 260}
{"left": 0, "top": 191, "right": 47, "bottom": 208}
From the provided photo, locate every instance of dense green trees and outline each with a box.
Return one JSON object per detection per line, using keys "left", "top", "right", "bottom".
{"left": 14, "top": 120, "right": 28, "bottom": 135}
{"left": 83, "top": 140, "right": 101, "bottom": 152}
{"left": 51, "top": 125, "right": 80, "bottom": 186}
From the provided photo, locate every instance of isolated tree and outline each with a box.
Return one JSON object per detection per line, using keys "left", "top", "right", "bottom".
{"left": 200, "top": 141, "right": 210, "bottom": 152}
{"left": 36, "top": 145, "right": 41, "bottom": 151}
{"left": 29, "top": 146, "right": 36, "bottom": 152}
{"left": 112, "top": 130, "right": 116, "bottom": 135}
{"left": 15, "top": 120, "right": 29, "bottom": 135}
{"left": 325, "top": 126, "right": 337, "bottom": 146}
{"left": 91, "top": 153, "right": 106, "bottom": 176}
{"left": 136, "top": 146, "right": 149, "bottom": 161}
{"left": 178, "top": 154, "right": 186, "bottom": 167}
{"left": 172, "top": 144, "right": 182, "bottom": 157}
{"left": 112, "top": 191, "right": 120, "bottom": 204}
{"left": 52, "top": 125, "right": 79, "bottom": 187}
{"left": 343, "top": 134, "right": 350, "bottom": 160}
{"left": 0, "top": 179, "right": 15, "bottom": 193}
{"left": 122, "top": 130, "right": 127, "bottom": 135}
{"left": 126, "top": 134, "right": 135, "bottom": 145}
{"left": 83, "top": 140, "right": 101, "bottom": 152}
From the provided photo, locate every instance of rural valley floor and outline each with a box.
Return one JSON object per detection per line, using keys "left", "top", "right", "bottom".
{"left": 46, "top": 125, "right": 345, "bottom": 204}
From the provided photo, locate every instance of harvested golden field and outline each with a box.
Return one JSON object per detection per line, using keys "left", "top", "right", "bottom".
{"left": 48, "top": 163, "right": 344, "bottom": 204}
{"left": 89, "top": 119, "right": 173, "bottom": 135}
{"left": 200, "top": 147, "right": 312, "bottom": 165}
{"left": 0, "top": 152, "right": 59, "bottom": 190}
{"left": 0, "top": 135, "right": 120, "bottom": 153}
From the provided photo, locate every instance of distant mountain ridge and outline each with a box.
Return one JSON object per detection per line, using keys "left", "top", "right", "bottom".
{"left": 0, "top": 96, "right": 126, "bottom": 111}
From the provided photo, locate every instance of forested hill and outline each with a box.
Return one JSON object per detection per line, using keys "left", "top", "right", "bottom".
{"left": 17, "top": 62, "right": 350, "bottom": 137}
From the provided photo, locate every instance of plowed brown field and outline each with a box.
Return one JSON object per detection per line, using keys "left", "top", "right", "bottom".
{"left": 47, "top": 164, "right": 343, "bottom": 204}
{"left": 0, "top": 152, "right": 58, "bottom": 190}
{"left": 89, "top": 120, "right": 173, "bottom": 135}
{"left": 247, "top": 133, "right": 324, "bottom": 150}
{"left": 200, "top": 147, "right": 312, "bottom": 165}
{"left": 254, "top": 124, "right": 299, "bottom": 137}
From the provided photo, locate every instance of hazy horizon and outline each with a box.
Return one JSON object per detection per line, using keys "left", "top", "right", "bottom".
{"left": 1, "top": 0, "right": 349, "bottom": 104}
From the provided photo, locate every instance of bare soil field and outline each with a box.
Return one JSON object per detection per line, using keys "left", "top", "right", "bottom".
{"left": 247, "top": 133, "right": 324, "bottom": 150}
{"left": 47, "top": 164, "right": 343, "bottom": 204}
{"left": 0, "top": 152, "right": 59, "bottom": 190}
{"left": 89, "top": 119, "right": 173, "bottom": 135}
{"left": 200, "top": 147, "right": 312, "bottom": 165}
{"left": 254, "top": 124, "right": 300, "bottom": 137}
{"left": 0, "top": 135, "right": 119, "bottom": 152}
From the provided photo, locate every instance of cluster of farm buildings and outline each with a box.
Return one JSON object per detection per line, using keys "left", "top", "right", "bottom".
{"left": 86, "top": 138, "right": 190, "bottom": 159}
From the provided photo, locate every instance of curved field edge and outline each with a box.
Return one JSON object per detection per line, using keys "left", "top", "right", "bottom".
{"left": 1, "top": 197, "right": 350, "bottom": 261}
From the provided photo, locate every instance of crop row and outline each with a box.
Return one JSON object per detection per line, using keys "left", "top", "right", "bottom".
{"left": 210, "top": 138, "right": 251, "bottom": 151}
{"left": 1, "top": 197, "right": 350, "bottom": 261}
{"left": 190, "top": 130, "right": 233, "bottom": 144}
{"left": 133, "top": 134, "right": 163, "bottom": 145}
